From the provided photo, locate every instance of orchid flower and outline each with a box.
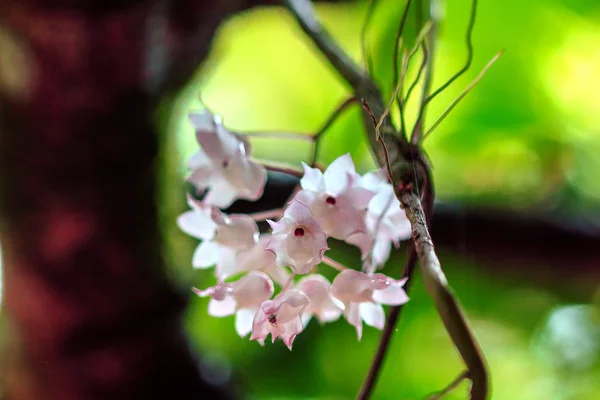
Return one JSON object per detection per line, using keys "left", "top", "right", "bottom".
{"left": 193, "top": 272, "right": 275, "bottom": 337}
{"left": 187, "top": 110, "right": 267, "bottom": 208}
{"left": 296, "top": 274, "right": 343, "bottom": 325}
{"left": 331, "top": 269, "right": 409, "bottom": 339}
{"left": 266, "top": 199, "right": 328, "bottom": 275}
{"left": 296, "top": 153, "right": 375, "bottom": 240}
{"left": 250, "top": 289, "right": 311, "bottom": 350}
{"left": 237, "top": 234, "right": 291, "bottom": 286}
{"left": 347, "top": 169, "right": 412, "bottom": 269}
{"left": 177, "top": 196, "right": 258, "bottom": 279}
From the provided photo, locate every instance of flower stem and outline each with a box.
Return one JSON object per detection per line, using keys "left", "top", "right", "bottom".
{"left": 321, "top": 256, "right": 348, "bottom": 271}
{"left": 247, "top": 208, "right": 283, "bottom": 221}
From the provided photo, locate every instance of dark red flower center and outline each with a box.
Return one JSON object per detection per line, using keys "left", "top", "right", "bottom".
{"left": 294, "top": 227, "right": 305, "bottom": 237}
{"left": 222, "top": 159, "right": 229, "bottom": 168}
{"left": 326, "top": 196, "right": 336, "bottom": 205}
{"left": 268, "top": 314, "right": 277, "bottom": 325}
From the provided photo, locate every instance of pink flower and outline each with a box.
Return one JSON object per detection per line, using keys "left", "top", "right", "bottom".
{"left": 347, "top": 170, "right": 411, "bottom": 269}
{"left": 296, "top": 274, "right": 343, "bottom": 325}
{"left": 193, "top": 272, "right": 274, "bottom": 337}
{"left": 331, "top": 269, "right": 409, "bottom": 339}
{"left": 237, "top": 234, "right": 291, "bottom": 286}
{"left": 250, "top": 289, "right": 311, "bottom": 350}
{"left": 297, "top": 153, "right": 375, "bottom": 240}
{"left": 187, "top": 110, "right": 267, "bottom": 208}
{"left": 177, "top": 196, "right": 259, "bottom": 279}
{"left": 265, "top": 200, "right": 328, "bottom": 275}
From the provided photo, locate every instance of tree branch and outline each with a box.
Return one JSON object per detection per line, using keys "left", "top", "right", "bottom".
{"left": 396, "top": 188, "right": 487, "bottom": 400}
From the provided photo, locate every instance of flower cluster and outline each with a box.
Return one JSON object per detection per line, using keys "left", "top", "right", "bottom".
{"left": 179, "top": 109, "right": 412, "bottom": 349}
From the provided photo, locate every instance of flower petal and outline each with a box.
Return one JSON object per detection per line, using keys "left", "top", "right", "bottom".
{"left": 177, "top": 210, "right": 216, "bottom": 240}
{"left": 323, "top": 153, "right": 356, "bottom": 194}
{"left": 345, "top": 303, "right": 363, "bottom": 340}
{"left": 235, "top": 308, "right": 257, "bottom": 337}
{"left": 192, "top": 241, "right": 221, "bottom": 269}
{"left": 231, "top": 271, "right": 275, "bottom": 309}
{"left": 208, "top": 296, "right": 237, "bottom": 317}
{"left": 359, "top": 302, "right": 385, "bottom": 329}
{"left": 331, "top": 269, "right": 374, "bottom": 304}
{"left": 215, "top": 246, "right": 239, "bottom": 279}
{"left": 372, "top": 278, "right": 409, "bottom": 305}
{"left": 300, "top": 162, "right": 325, "bottom": 192}
{"left": 203, "top": 178, "right": 240, "bottom": 208}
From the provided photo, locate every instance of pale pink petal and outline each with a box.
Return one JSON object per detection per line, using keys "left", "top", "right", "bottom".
{"left": 372, "top": 278, "right": 409, "bottom": 305}
{"left": 345, "top": 303, "right": 363, "bottom": 340}
{"left": 192, "top": 241, "right": 221, "bottom": 269}
{"left": 215, "top": 246, "right": 239, "bottom": 278}
{"left": 388, "top": 212, "right": 412, "bottom": 241}
{"left": 265, "top": 233, "right": 292, "bottom": 268}
{"left": 230, "top": 271, "right": 274, "bottom": 309}
{"left": 249, "top": 308, "right": 269, "bottom": 345}
{"left": 297, "top": 274, "right": 342, "bottom": 323}
{"left": 331, "top": 269, "right": 374, "bottom": 304}
{"left": 310, "top": 194, "right": 366, "bottom": 240}
{"left": 345, "top": 231, "right": 373, "bottom": 260}
{"left": 369, "top": 184, "right": 398, "bottom": 216}
{"left": 346, "top": 185, "right": 376, "bottom": 210}
{"left": 203, "top": 179, "right": 240, "bottom": 208}
{"left": 361, "top": 170, "right": 387, "bottom": 192}
{"left": 323, "top": 153, "right": 356, "bottom": 194}
{"left": 237, "top": 235, "right": 290, "bottom": 285}
{"left": 221, "top": 152, "right": 266, "bottom": 201}
{"left": 263, "top": 264, "right": 291, "bottom": 286}
{"left": 187, "top": 166, "right": 215, "bottom": 191}
{"left": 284, "top": 198, "right": 314, "bottom": 223}
{"left": 280, "top": 318, "right": 304, "bottom": 350}
{"left": 177, "top": 210, "right": 216, "bottom": 240}
{"left": 189, "top": 110, "right": 216, "bottom": 133}
{"left": 188, "top": 150, "right": 212, "bottom": 170}
{"left": 294, "top": 189, "right": 317, "bottom": 208}
{"left": 235, "top": 308, "right": 257, "bottom": 337}
{"left": 372, "top": 236, "right": 392, "bottom": 267}
{"left": 300, "top": 162, "right": 325, "bottom": 192}
{"left": 359, "top": 302, "right": 385, "bottom": 329}
{"left": 208, "top": 296, "right": 237, "bottom": 317}
{"left": 213, "top": 212, "right": 259, "bottom": 250}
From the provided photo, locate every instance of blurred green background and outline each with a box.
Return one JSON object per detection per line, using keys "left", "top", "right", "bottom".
{"left": 157, "top": 0, "right": 600, "bottom": 399}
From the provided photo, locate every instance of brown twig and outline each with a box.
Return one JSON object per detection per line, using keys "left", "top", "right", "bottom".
{"left": 425, "top": 370, "right": 470, "bottom": 400}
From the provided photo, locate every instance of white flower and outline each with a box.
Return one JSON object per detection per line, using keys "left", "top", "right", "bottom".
{"left": 297, "top": 153, "right": 375, "bottom": 240}
{"left": 347, "top": 169, "right": 411, "bottom": 269}
{"left": 250, "top": 289, "right": 311, "bottom": 350}
{"left": 177, "top": 196, "right": 259, "bottom": 279}
{"left": 265, "top": 199, "right": 328, "bottom": 275}
{"left": 296, "top": 274, "right": 343, "bottom": 325}
{"left": 331, "top": 269, "right": 409, "bottom": 339}
{"left": 187, "top": 110, "right": 267, "bottom": 208}
{"left": 193, "top": 271, "right": 275, "bottom": 337}
{"left": 237, "top": 234, "right": 291, "bottom": 286}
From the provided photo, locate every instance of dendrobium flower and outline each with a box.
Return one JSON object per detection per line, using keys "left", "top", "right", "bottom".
{"left": 187, "top": 110, "right": 267, "bottom": 208}
{"left": 297, "top": 153, "right": 375, "bottom": 240}
{"left": 237, "top": 234, "right": 291, "bottom": 286}
{"left": 296, "top": 274, "right": 343, "bottom": 325}
{"left": 250, "top": 289, "right": 311, "bottom": 350}
{"left": 266, "top": 200, "right": 328, "bottom": 275}
{"left": 193, "top": 271, "right": 274, "bottom": 337}
{"left": 347, "top": 170, "right": 412, "bottom": 269}
{"left": 177, "top": 196, "right": 259, "bottom": 278}
{"left": 331, "top": 269, "right": 409, "bottom": 339}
